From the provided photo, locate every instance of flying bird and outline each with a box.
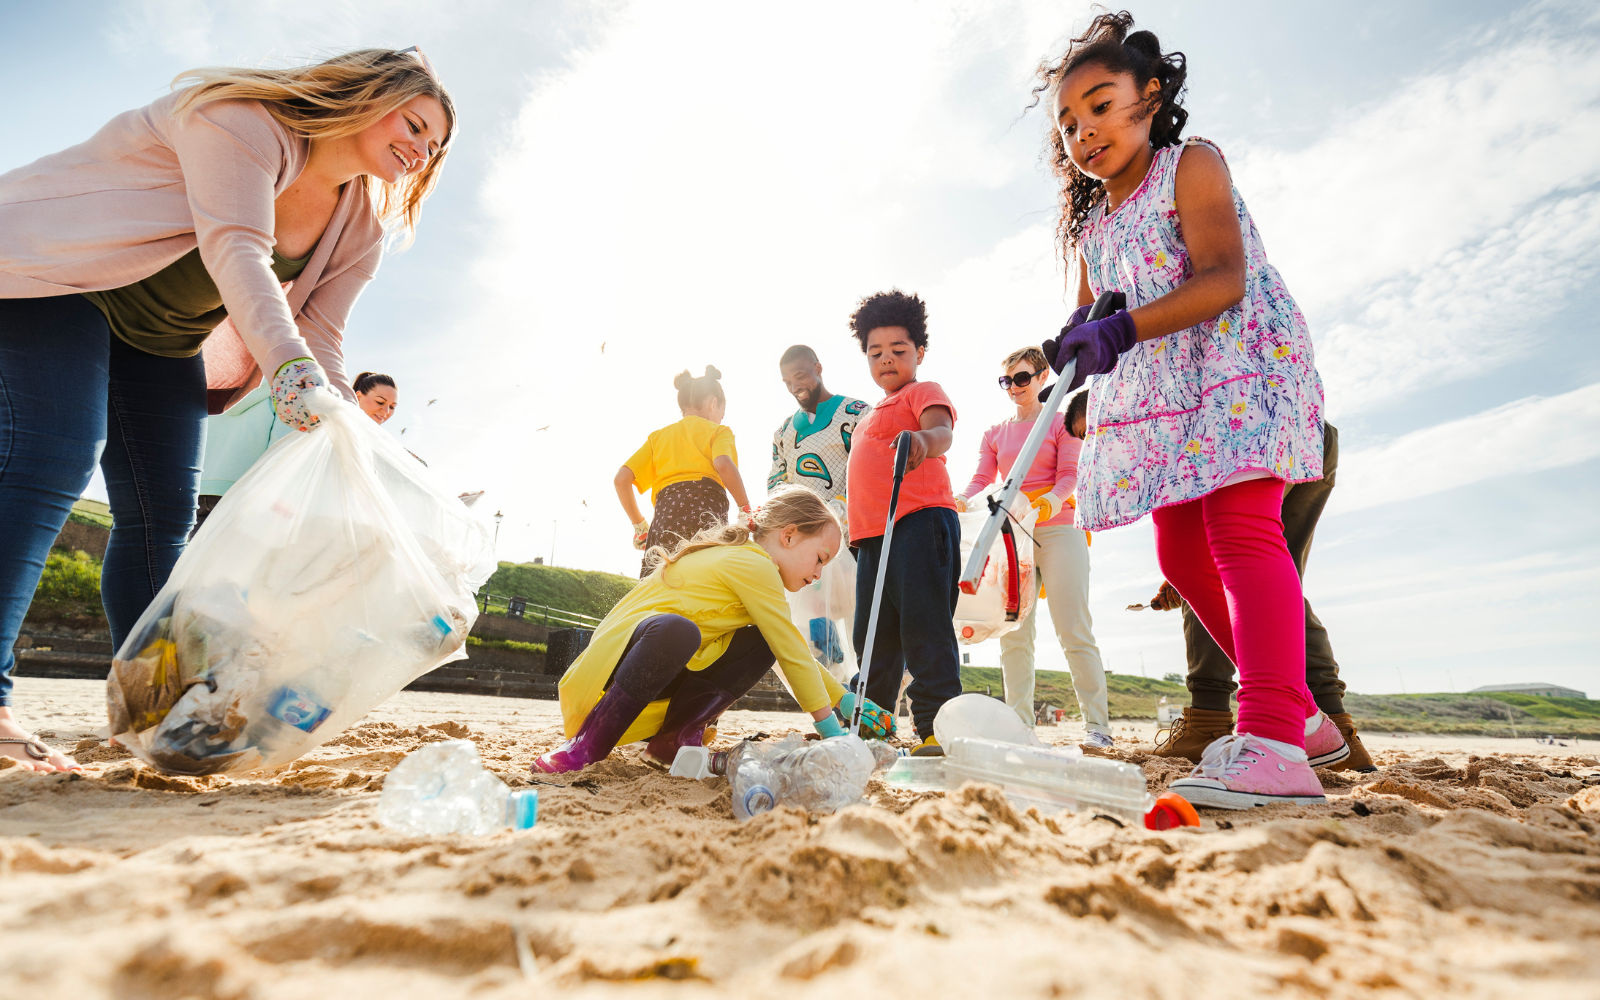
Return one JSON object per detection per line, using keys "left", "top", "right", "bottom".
{"left": 600, "top": 341, "right": 606, "bottom": 354}
{"left": 427, "top": 399, "right": 438, "bottom": 406}
{"left": 536, "top": 425, "right": 550, "bottom": 432}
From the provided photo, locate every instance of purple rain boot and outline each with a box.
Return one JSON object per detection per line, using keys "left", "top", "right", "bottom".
{"left": 532, "top": 686, "right": 651, "bottom": 774}
{"left": 640, "top": 689, "right": 737, "bottom": 770}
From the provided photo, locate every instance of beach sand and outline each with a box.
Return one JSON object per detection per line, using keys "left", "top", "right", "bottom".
{"left": 3, "top": 675, "right": 1598, "bottom": 999}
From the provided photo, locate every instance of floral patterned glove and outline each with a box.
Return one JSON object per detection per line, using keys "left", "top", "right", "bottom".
{"left": 270, "top": 357, "right": 330, "bottom": 432}
{"left": 632, "top": 520, "right": 651, "bottom": 550}
{"left": 839, "top": 691, "right": 895, "bottom": 739}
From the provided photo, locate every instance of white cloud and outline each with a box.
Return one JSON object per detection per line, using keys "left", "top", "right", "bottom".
{"left": 1230, "top": 26, "right": 1600, "bottom": 415}
{"left": 1327, "top": 381, "right": 1600, "bottom": 514}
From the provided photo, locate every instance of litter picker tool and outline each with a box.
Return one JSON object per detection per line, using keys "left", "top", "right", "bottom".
{"left": 848, "top": 430, "right": 912, "bottom": 737}
{"left": 958, "top": 290, "right": 1121, "bottom": 593}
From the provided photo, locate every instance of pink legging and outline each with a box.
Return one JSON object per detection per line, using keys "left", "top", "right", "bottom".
{"left": 1152, "top": 477, "right": 1314, "bottom": 747}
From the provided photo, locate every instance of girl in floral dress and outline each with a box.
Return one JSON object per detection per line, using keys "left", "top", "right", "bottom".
{"left": 1036, "top": 11, "right": 1350, "bottom": 809}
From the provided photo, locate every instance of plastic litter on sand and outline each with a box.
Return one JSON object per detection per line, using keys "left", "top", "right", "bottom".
{"left": 378, "top": 740, "right": 538, "bottom": 835}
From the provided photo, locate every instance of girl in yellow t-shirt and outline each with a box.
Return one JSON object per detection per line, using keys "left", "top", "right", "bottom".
{"left": 534, "top": 487, "right": 890, "bottom": 773}
{"left": 615, "top": 366, "right": 752, "bottom": 578}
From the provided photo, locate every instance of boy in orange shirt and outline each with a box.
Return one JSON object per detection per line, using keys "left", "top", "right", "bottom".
{"left": 844, "top": 290, "right": 962, "bottom": 756}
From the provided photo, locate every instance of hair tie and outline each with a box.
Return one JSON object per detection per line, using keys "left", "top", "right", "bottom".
{"left": 742, "top": 504, "right": 761, "bottom": 532}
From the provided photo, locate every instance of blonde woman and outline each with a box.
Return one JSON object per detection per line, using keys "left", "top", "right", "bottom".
{"left": 954, "top": 347, "right": 1110, "bottom": 748}
{"left": 0, "top": 49, "right": 454, "bottom": 771}
{"left": 535, "top": 487, "right": 891, "bottom": 774}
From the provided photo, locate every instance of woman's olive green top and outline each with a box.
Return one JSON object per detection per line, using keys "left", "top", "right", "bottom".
{"left": 81, "top": 246, "right": 312, "bottom": 358}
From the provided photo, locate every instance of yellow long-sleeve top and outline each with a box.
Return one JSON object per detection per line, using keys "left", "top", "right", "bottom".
{"left": 557, "top": 541, "right": 846, "bottom": 743}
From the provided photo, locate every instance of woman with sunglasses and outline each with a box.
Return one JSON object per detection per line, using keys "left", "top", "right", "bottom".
{"left": 0, "top": 48, "right": 454, "bottom": 771}
{"left": 953, "top": 347, "right": 1110, "bottom": 748}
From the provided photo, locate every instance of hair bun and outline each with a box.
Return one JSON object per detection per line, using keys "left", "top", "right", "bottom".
{"left": 355, "top": 372, "right": 373, "bottom": 383}
{"left": 673, "top": 369, "right": 693, "bottom": 390}
{"left": 1123, "top": 30, "right": 1162, "bottom": 58}
{"left": 703, "top": 365, "right": 722, "bottom": 380}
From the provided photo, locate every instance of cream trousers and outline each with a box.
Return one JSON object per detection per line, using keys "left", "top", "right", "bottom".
{"left": 998, "top": 523, "right": 1109, "bottom": 735}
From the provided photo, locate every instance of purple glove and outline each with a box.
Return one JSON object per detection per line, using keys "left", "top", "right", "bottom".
{"left": 1043, "top": 310, "right": 1137, "bottom": 392}
{"left": 1042, "top": 292, "right": 1129, "bottom": 378}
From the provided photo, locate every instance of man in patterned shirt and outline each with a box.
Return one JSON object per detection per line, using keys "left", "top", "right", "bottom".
{"left": 769, "top": 344, "right": 868, "bottom": 672}
{"left": 768, "top": 344, "right": 868, "bottom": 522}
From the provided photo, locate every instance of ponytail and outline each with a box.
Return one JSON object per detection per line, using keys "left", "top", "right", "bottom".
{"left": 643, "top": 486, "right": 839, "bottom": 580}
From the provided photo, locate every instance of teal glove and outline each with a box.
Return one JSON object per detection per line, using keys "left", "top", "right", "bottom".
{"left": 840, "top": 692, "right": 895, "bottom": 739}
{"left": 270, "top": 357, "right": 329, "bottom": 432}
{"left": 812, "top": 713, "right": 846, "bottom": 738}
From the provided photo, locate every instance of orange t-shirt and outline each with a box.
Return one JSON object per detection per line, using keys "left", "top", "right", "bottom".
{"left": 846, "top": 380, "right": 957, "bottom": 542}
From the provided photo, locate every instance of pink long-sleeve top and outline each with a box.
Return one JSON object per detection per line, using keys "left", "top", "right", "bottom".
{"left": 959, "top": 416, "right": 1082, "bottom": 527}
{"left": 0, "top": 91, "right": 385, "bottom": 412}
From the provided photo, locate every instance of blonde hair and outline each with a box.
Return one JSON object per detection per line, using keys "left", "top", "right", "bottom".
{"left": 171, "top": 48, "right": 457, "bottom": 246}
{"left": 1002, "top": 346, "right": 1049, "bottom": 375}
{"left": 645, "top": 486, "right": 840, "bottom": 579}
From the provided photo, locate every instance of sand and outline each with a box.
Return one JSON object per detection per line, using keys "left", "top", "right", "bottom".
{"left": 3, "top": 676, "right": 1598, "bottom": 999}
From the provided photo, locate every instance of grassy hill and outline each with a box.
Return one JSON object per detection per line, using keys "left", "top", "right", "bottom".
{"left": 959, "top": 667, "right": 1600, "bottom": 737}
{"left": 477, "top": 562, "right": 638, "bottom": 621}
{"left": 961, "top": 667, "right": 1188, "bottom": 718}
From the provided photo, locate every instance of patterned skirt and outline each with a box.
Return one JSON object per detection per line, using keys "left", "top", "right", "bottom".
{"left": 641, "top": 477, "right": 729, "bottom": 578}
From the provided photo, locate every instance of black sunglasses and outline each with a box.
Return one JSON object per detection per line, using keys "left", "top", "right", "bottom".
{"left": 998, "top": 369, "right": 1044, "bottom": 390}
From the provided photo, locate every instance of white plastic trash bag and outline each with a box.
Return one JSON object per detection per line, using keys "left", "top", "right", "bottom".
{"left": 786, "top": 544, "right": 857, "bottom": 680}
{"left": 934, "top": 693, "right": 1045, "bottom": 748}
{"left": 952, "top": 488, "right": 1038, "bottom": 645}
{"left": 107, "top": 389, "right": 496, "bottom": 775}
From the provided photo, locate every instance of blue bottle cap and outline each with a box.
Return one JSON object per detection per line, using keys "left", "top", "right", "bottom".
{"left": 507, "top": 789, "right": 538, "bottom": 830}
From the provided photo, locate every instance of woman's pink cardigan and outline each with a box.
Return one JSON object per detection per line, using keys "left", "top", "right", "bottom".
{"left": 0, "top": 90, "right": 384, "bottom": 411}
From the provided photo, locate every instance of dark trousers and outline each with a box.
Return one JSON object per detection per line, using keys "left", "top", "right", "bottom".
{"left": 0, "top": 296, "right": 206, "bottom": 705}
{"left": 608, "top": 614, "right": 776, "bottom": 704}
{"left": 1184, "top": 423, "right": 1345, "bottom": 716}
{"left": 851, "top": 505, "right": 963, "bottom": 738}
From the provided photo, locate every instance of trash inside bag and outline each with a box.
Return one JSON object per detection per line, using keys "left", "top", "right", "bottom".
{"left": 786, "top": 544, "right": 857, "bottom": 680}
{"left": 952, "top": 488, "right": 1038, "bottom": 644}
{"left": 106, "top": 389, "right": 496, "bottom": 775}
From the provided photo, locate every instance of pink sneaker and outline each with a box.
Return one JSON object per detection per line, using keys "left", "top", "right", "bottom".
{"left": 1168, "top": 734, "right": 1326, "bottom": 811}
{"left": 1304, "top": 712, "right": 1352, "bottom": 769}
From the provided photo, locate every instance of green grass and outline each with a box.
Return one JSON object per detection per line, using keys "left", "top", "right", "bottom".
{"left": 68, "top": 498, "right": 112, "bottom": 529}
{"left": 1344, "top": 691, "right": 1600, "bottom": 738}
{"left": 477, "top": 562, "right": 637, "bottom": 621}
{"left": 961, "top": 667, "right": 1188, "bottom": 718}
{"left": 465, "top": 635, "right": 547, "bottom": 655}
{"left": 28, "top": 547, "right": 106, "bottom": 623}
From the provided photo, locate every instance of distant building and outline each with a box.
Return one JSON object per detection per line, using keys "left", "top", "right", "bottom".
{"left": 1470, "top": 682, "right": 1587, "bottom": 699}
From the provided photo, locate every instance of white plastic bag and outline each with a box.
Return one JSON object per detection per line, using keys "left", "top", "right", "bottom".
{"left": 107, "top": 390, "right": 496, "bottom": 775}
{"left": 785, "top": 545, "right": 857, "bottom": 680}
{"left": 952, "top": 488, "right": 1038, "bottom": 645}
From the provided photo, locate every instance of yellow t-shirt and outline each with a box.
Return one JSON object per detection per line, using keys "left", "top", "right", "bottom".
{"left": 626, "top": 415, "right": 738, "bottom": 503}
{"left": 556, "top": 542, "right": 846, "bottom": 742}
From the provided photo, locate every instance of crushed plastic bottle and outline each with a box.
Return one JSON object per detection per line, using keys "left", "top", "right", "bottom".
{"left": 377, "top": 740, "right": 538, "bottom": 835}
{"left": 727, "top": 734, "right": 877, "bottom": 821}
{"left": 943, "top": 736, "right": 1152, "bottom": 826}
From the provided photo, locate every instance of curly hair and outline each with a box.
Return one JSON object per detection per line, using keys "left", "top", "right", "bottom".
{"left": 673, "top": 365, "right": 724, "bottom": 411}
{"left": 1031, "top": 10, "right": 1188, "bottom": 262}
{"left": 1064, "top": 388, "right": 1091, "bottom": 439}
{"left": 848, "top": 289, "right": 928, "bottom": 353}
{"left": 644, "top": 485, "right": 839, "bottom": 579}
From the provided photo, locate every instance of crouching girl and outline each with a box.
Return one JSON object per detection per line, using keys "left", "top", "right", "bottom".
{"left": 534, "top": 486, "right": 881, "bottom": 774}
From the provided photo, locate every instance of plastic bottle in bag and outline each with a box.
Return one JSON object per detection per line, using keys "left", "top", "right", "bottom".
{"left": 377, "top": 740, "right": 538, "bottom": 835}
{"left": 727, "top": 734, "right": 876, "bottom": 820}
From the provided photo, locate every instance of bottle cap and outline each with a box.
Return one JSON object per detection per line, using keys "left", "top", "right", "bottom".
{"left": 508, "top": 789, "right": 539, "bottom": 830}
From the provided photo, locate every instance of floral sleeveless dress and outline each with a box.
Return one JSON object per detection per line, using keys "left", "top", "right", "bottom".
{"left": 1075, "top": 137, "right": 1324, "bottom": 532}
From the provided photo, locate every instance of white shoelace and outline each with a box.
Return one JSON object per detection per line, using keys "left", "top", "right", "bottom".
{"left": 1189, "top": 734, "right": 1262, "bottom": 780}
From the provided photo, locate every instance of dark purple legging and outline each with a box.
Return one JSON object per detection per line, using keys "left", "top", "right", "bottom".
{"left": 607, "top": 613, "right": 776, "bottom": 705}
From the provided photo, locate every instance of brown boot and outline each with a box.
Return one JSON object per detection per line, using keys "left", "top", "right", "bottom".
{"left": 1152, "top": 706, "right": 1235, "bottom": 765}
{"left": 1325, "top": 712, "right": 1376, "bottom": 772}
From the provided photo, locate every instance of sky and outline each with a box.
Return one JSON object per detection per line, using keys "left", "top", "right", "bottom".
{"left": 4, "top": 0, "right": 1596, "bottom": 698}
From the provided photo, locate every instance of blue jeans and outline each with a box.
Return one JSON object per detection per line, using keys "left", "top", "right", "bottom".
{"left": 0, "top": 295, "right": 207, "bottom": 705}
{"left": 851, "top": 506, "right": 963, "bottom": 738}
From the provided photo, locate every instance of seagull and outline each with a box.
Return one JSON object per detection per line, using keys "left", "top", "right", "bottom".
{"left": 581, "top": 500, "right": 588, "bottom": 507}
{"left": 400, "top": 428, "right": 407, "bottom": 435}
{"left": 536, "top": 425, "right": 550, "bottom": 432}
{"left": 427, "top": 399, "right": 438, "bottom": 406}
{"left": 600, "top": 341, "right": 606, "bottom": 354}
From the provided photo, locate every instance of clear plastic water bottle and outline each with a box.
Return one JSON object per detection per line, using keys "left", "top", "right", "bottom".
{"left": 378, "top": 739, "right": 538, "bottom": 835}
{"left": 943, "top": 736, "right": 1152, "bottom": 825}
{"left": 728, "top": 734, "right": 876, "bottom": 821}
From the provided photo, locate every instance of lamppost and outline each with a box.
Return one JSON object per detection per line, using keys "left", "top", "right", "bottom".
{"left": 493, "top": 510, "right": 503, "bottom": 548}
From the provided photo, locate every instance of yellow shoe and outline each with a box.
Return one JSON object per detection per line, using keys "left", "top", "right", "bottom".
{"left": 910, "top": 735, "right": 944, "bottom": 757}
